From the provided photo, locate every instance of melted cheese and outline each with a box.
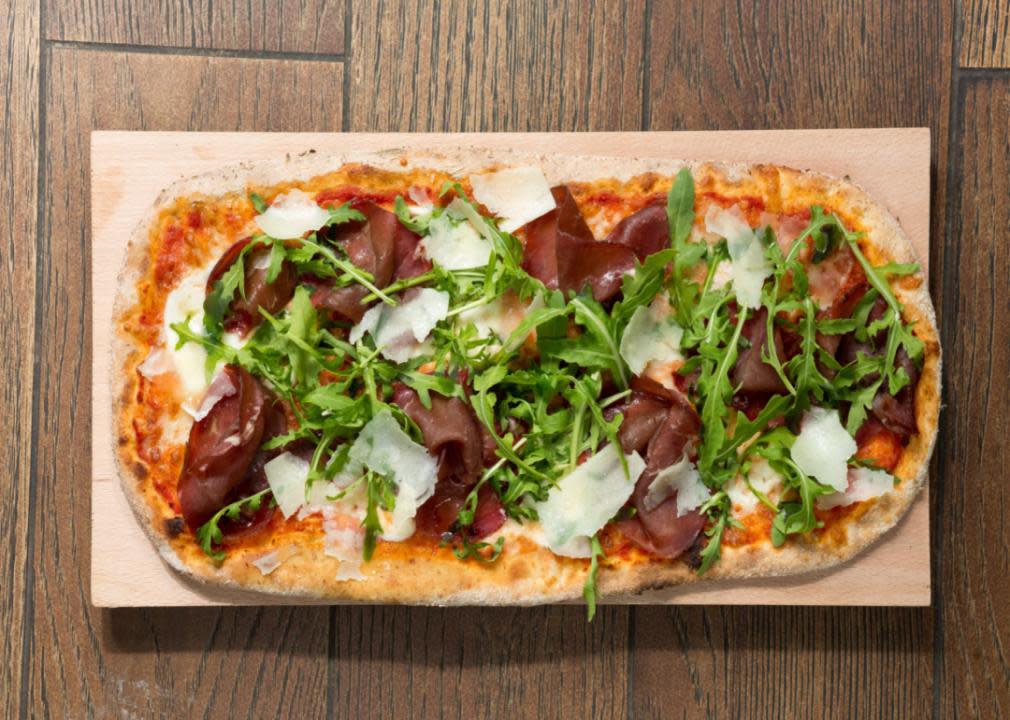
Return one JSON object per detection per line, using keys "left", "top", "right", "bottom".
{"left": 533, "top": 445, "right": 645, "bottom": 552}
{"left": 349, "top": 288, "right": 449, "bottom": 363}
{"left": 162, "top": 264, "right": 214, "bottom": 400}
{"left": 254, "top": 189, "right": 331, "bottom": 240}
{"left": 791, "top": 407, "right": 857, "bottom": 492}
{"left": 469, "top": 165, "right": 556, "bottom": 233}
{"left": 704, "top": 205, "right": 771, "bottom": 309}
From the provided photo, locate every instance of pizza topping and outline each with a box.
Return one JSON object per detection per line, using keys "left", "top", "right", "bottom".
{"left": 178, "top": 365, "right": 268, "bottom": 530}
{"left": 816, "top": 466, "right": 895, "bottom": 510}
{"left": 605, "top": 202, "right": 669, "bottom": 260}
{"left": 791, "top": 407, "right": 857, "bottom": 492}
{"left": 469, "top": 165, "right": 556, "bottom": 232}
{"left": 619, "top": 296, "right": 684, "bottom": 376}
{"left": 523, "top": 185, "right": 637, "bottom": 302}
{"left": 420, "top": 200, "right": 494, "bottom": 269}
{"left": 205, "top": 238, "right": 297, "bottom": 336}
{"left": 152, "top": 164, "right": 929, "bottom": 606}
{"left": 533, "top": 444, "right": 645, "bottom": 553}
{"left": 349, "top": 288, "right": 450, "bottom": 363}
{"left": 187, "top": 368, "right": 237, "bottom": 421}
{"left": 704, "top": 204, "right": 771, "bottom": 309}
{"left": 643, "top": 453, "right": 709, "bottom": 515}
{"left": 137, "top": 347, "right": 173, "bottom": 379}
{"left": 346, "top": 409, "right": 439, "bottom": 542}
{"left": 254, "top": 189, "right": 331, "bottom": 240}
{"left": 163, "top": 264, "right": 215, "bottom": 398}
{"left": 264, "top": 451, "right": 311, "bottom": 518}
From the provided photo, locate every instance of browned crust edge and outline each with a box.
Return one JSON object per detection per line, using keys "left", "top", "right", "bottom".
{"left": 109, "top": 150, "right": 941, "bottom": 605}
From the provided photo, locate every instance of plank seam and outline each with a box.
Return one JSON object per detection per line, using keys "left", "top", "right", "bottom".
{"left": 20, "top": 9, "right": 48, "bottom": 720}
{"left": 45, "top": 38, "right": 350, "bottom": 64}
{"left": 934, "top": 0, "right": 966, "bottom": 716}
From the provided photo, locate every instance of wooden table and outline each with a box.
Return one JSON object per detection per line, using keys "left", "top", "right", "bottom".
{"left": 3, "top": 1, "right": 1007, "bottom": 717}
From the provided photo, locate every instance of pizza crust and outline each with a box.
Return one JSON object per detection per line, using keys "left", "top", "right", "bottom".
{"left": 110, "top": 149, "right": 941, "bottom": 604}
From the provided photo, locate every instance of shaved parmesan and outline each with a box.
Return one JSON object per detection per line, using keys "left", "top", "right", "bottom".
{"left": 534, "top": 445, "right": 645, "bottom": 552}
{"left": 791, "top": 407, "right": 857, "bottom": 492}
{"left": 619, "top": 296, "right": 684, "bottom": 375}
{"left": 817, "top": 467, "right": 895, "bottom": 510}
{"left": 264, "top": 452, "right": 311, "bottom": 519}
{"left": 421, "top": 210, "right": 493, "bottom": 269}
{"left": 251, "top": 551, "right": 283, "bottom": 576}
{"left": 322, "top": 510, "right": 367, "bottom": 581}
{"left": 254, "top": 189, "right": 330, "bottom": 240}
{"left": 643, "top": 453, "right": 709, "bottom": 515}
{"left": 137, "top": 348, "right": 173, "bottom": 379}
{"left": 704, "top": 205, "right": 771, "bottom": 309}
{"left": 727, "top": 459, "right": 785, "bottom": 515}
{"left": 347, "top": 410, "right": 438, "bottom": 541}
{"left": 469, "top": 165, "right": 556, "bottom": 232}
{"left": 186, "top": 369, "right": 236, "bottom": 421}
{"left": 349, "top": 288, "right": 449, "bottom": 363}
{"left": 250, "top": 545, "right": 296, "bottom": 576}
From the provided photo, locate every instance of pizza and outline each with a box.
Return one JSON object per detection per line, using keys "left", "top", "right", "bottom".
{"left": 111, "top": 149, "right": 940, "bottom": 614}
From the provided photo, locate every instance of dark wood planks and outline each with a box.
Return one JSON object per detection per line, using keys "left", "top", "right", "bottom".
{"left": 960, "top": 0, "right": 1010, "bottom": 68}
{"left": 633, "top": 2, "right": 952, "bottom": 717}
{"left": 45, "top": 0, "right": 347, "bottom": 55}
{"left": 347, "top": 0, "right": 646, "bottom": 132}
{"left": 937, "top": 76, "right": 1010, "bottom": 719}
{"left": 0, "top": 2, "right": 39, "bottom": 718}
{"left": 27, "top": 48, "right": 343, "bottom": 719}
{"left": 330, "top": 606, "right": 630, "bottom": 720}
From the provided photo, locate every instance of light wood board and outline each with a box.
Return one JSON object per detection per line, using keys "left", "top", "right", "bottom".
{"left": 91, "top": 129, "right": 933, "bottom": 607}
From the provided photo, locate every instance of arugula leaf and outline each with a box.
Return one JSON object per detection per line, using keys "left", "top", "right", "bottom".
{"left": 265, "top": 242, "right": 287, "bottom": 283}
{"left": 203, "top": 245, "right": 250, "bottom": 338}
{"left": 398, "top": 371, "right": 463, "bottom": 409}
{"left": 249, "top": 192, "right": 268, "bottom": 213}
{"left": 325, "top": 202, "right": 366, "bottom": 227}
{"left": 362, "top": 471, "right": 395, "bottom": 561}
{"left": 583, "top": 535, "right": 605, "bottom": 621}
{"left": 393, "top": 195, "right": 431, "bottom": 234}
{"left": 569, "top": 293, "right": 628, "bottom": 388}
{"left": 195, "top": 488, "right": 272, "bottom": 562}
{"left": 450, "top": 535, "right": 505, "bottom": 564}
{"left": 696, "top": 492, "right": 737, "bottom": 575}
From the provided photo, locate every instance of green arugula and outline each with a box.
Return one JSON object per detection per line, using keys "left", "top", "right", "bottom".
{"left": 195, "top": 488, "right": 272, "bottom": 562}
{"left": 583, "top": 535, "right": 605, "bottom": 621}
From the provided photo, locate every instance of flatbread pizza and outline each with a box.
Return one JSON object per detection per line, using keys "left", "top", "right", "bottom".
{"left": 111, "top": 150, "right": 940, "bottom": 614}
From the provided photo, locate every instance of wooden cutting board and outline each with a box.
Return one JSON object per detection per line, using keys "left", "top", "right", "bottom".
{"left": 91, "top": 129, "right": 932, "bottom": 607}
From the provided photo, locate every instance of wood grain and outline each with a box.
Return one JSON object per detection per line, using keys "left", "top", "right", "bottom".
{"left": 45, "top": 0, "right": 347, "bottom": 55}
{"left": 960, "top": 0, "right": 1010, "bottom": 68}
{"left": 27, "top": 48, "right": 343, "bottom": 719}
{"left": 347, "top": 0, "right": 646, "bottom": 132}
{"left": 632, "top": 2, "right": 953, "bottom": 717}
{"left": 937, "top": 76, "right": 1010, "bottom": 719}
{"left": 0, "top": 2, "right": 39, "bottom": 718}
{"left": 330, "top": 606, "right": 630, "bottom": 720}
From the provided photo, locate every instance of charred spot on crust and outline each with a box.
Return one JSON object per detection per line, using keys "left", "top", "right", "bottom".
{"left": 164, "top": 517, "right": 185, "bottom": 538}
{"left": 132, "top": 462, "right": 148, "bottom": 480}
{"left": 118, "top": 434, "right": 129, "bottom": 447}
{"left": 684, "top": 540, "right": 704, "bottom": 571}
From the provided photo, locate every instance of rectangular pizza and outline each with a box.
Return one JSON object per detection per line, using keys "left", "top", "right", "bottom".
{"left": 110, "top": 150, "right": 940, "bottom": 616}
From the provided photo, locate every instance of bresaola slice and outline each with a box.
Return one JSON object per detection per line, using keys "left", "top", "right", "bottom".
{"left": 522, "top": 185, "right": 637, "bottom": 302}
{"left": 310, "top": 202, "right": 425, "bottom": 322}
{"left": 205, "top": 238, "right": 297, "bottom": 336}
{"left": 178, "top": 365, "right": 269, "bottom": 530}
{"left": 605, "top": 202, "right": 669, "bottom": 260}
